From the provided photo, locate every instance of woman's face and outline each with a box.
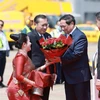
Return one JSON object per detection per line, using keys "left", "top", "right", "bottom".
{"left": 24, "top": 36, "right": 31, "bottom": 52}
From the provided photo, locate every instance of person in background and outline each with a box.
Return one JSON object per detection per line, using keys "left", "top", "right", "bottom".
{"left": 50, "top": 20, "right": 64, "bottom": 84}
{"left": 0, "top": 20, "right": 10, "bottom": 88}
{"left": 59, "top": 14, "right": 92, "bottom": 100}
{"left": 95, "top": 12, "right": 100, "bottom": 92}
{"left": 50, "top": 20, "right": 64, "bottom": 38}
{"left": 21, "top": 17, "right": 33, "bottom": 34}
{"left": 28, "top": 14, "right": 55, "bottom": 100}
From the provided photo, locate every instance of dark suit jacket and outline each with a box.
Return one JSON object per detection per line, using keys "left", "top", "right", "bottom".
{"left": 28, "top": 29, "right": 51, "bottom": 68}
{"left": 61, "top": 27, "right": 92, "bottom": 84}
{"left": 97, "top": 37, "right": 100, "bottom": 79}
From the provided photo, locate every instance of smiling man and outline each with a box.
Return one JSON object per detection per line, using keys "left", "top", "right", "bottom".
{"left": 59, "top": 14, "right": 92, "bottom": 100}
{"left": 27, "top": 14, "right": 54, "bottom": 100}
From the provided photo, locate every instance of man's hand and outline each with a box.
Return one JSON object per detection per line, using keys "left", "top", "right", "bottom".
{"left": 47, "top": 57, "right": 61, "bottom": 64}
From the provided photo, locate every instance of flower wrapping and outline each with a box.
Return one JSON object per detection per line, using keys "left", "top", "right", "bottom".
{"left": 39, "top": 34, "right": 73, "bottom": 63}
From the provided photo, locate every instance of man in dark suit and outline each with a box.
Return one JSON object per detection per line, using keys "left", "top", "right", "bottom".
{"left": 59, "top": 14, "right": 92, "bottom": 100}
{"left": 28, "top": 14, "right": 53, "bottom": 100}
{"left": 95, "top": 12, "right": 100, "bottom": 91}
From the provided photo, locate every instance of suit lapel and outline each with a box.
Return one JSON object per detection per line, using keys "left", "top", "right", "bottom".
{"left": 42, "top": 33, "right": 51, "bottom": 40}
{"left": 43, "top": 34, "right": 47, "bottom": 40}
{"left": 33, "top": 29, "right": 51, "bottom": 40}
{"left": 33, "top": 29, "right": 42, "bottom": 40}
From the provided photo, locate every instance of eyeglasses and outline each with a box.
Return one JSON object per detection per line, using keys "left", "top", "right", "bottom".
{"left": 60, "top": 25, "right": 67, "bottom": 29}
{"left": 0, "top": 24, "right": 3, "bottom": 27}
{"left": 36, "top": 23, "right": 49, "bottom": 28}
{"left": 41, "top": 24, "right": 49, "bottom": 27}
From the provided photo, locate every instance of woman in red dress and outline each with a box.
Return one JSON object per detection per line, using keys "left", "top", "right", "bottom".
{"left": 7, "top": 33, "right": 43, "bottom": 100}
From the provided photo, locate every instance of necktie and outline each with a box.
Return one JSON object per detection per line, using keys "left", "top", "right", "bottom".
{"left": 65, "top": 34, "right": 70, "bottom": 38}
{"left": 42, "top": 34, "right": 46, "bottom": 40}
{"left": 69, "top": 34, "right": 72, "bottom": 38}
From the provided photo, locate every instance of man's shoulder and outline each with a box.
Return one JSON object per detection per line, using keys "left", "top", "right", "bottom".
{"left": 75, "top": 27, "right": 85, "bottom": 36}
{"left": 72, "top": 27, "right": 87, "bottom": 41}
{"left": 44, "top": 32, "right": 51, "bottom": 37}
{"left": 0, "top": 31, "right": 6, "bottom": 36}
{"left": 21, "top": 28, "right": 27, "bottom": 34}
{"left": 28, "top": 29, "right": 35, "bottom": 36}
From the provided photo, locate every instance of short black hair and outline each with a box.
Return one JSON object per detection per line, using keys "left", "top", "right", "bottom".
{"left": 96, "top": 12, "right": 100, "bottom": 21}
{"left": 59, "top": 14, "right": 76, "bottom": 25}
{"left": 0, "top": 20, "right": 4, "bottom": 26}
{"left": 10, "top": 33, "right": 27, "bottom": 49}
{"left": 34, "top": 14, "right": 47, "bottom": 23}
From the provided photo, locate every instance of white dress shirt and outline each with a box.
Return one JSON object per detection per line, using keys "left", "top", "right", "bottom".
{"left": 0, "top": 31, "right": 10, "bottom": 51}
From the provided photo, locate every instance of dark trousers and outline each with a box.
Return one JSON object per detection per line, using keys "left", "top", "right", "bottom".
{"left": 41, "top": 65, "right": 54, "bottom": 100}
{"left": 0, "top": 51, "right": 6, "bottom": 85}
{"left": 64, "top": 81, "right": 91, "bottom": 100}
{"left": 56, "top": 63, "right": 61, "bottom": 84}
{"left": 41, "top": 87, "right": 50, "bottom": 100}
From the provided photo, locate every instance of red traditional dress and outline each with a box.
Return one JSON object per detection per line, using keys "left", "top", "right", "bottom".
{"left": 7, "top": 51, "right": 42, "bottom": 100}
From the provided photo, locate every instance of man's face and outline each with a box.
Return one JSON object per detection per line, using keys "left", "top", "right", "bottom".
{"left": 0, "top": 21, "right": 3, "bottom": 31}
{"left": 29, "top": 20, "right": 33, "bottom": 27}
{"left": 35, "top": 18, "right": 49, "bottom": 34}
{"left": 96, "top": 19, "right": 100, "bottom": 30}
{"left": 60, "top": 19, "right": 72, "bottom": 34}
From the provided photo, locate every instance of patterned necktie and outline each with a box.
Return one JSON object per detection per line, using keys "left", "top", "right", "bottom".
{"left": 42, "top": 34, "right": 46, "bottom": 40}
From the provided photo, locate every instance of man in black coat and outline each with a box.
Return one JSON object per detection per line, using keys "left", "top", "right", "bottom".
{"left": 28, "top": 14, "right": 53, "bottom": 100}
{"left": 59, "top": 14, "right": 92, "bottom": 100}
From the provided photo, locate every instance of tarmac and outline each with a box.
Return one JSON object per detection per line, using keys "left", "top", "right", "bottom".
{"left": 0, "top": 42, "right": 97, "bottom": 100}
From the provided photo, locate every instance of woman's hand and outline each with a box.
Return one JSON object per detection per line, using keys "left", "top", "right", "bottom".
{"left": 96, "top": 79, "right": 100, "bottom": 90}
{"left": 36, "top": 59, "right": 56, "bottom": 71}
{"left": 23, "top": 77, "right": 35, "bottom": 86}
{"left": 36, "top": 57, "right": 61, "bottom": 71}
{"left": 45, "top": 59, "right": 53, "bottom": 66}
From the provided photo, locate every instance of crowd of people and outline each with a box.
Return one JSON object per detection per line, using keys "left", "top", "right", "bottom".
{"left": 1, "top": 12, "right": 100, "bottom": 100}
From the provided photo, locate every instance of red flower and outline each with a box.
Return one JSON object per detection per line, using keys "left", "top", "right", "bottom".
{"left": 39, "top": 34, "right": 73, "bottom": 63}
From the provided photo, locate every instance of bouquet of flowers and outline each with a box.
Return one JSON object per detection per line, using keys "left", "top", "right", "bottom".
{"left": 39, "top": 34, "right": 73, "bottom": 63}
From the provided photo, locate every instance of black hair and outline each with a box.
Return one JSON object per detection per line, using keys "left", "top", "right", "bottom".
{"left": 0, "top": 20, "right": 4, "bottom": 26}
{"left": 96, "top": 12, "right": 100, "bottom": 21}
{"left": 34, "top": 14, "right": 47, "bottom": 23}
{"left": 10, "top": 33, "right": 27, "bottom": 49}
{"left": 59, "top": 14, "right": 76, "bottom": 25}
